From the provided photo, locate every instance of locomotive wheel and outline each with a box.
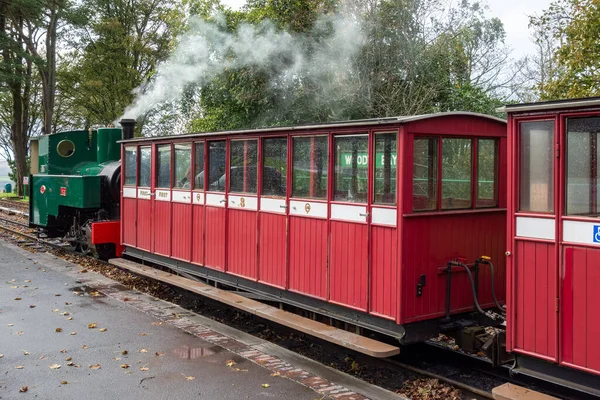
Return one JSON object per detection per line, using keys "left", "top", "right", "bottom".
{"left": 95, "top": 243, "right": 116, "bottom": 261}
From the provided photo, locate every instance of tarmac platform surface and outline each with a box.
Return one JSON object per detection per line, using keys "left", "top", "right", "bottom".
{"left": 0, "top": 240, "right": 405, "bottom": 400}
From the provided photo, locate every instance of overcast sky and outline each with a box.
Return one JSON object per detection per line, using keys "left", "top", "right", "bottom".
{"left": 220, "top": 0, "right": 554, "bottom": 59}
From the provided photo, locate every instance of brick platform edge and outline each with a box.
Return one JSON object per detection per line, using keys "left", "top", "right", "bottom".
{"left": 3, "top": 242, "right": 407, "bottom": 400}
{"left": 492, "top": 383, "right": 559, "bottom": 400}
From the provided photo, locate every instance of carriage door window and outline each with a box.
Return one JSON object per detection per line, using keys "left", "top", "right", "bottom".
{"left": 229, "top": 140, "right": 258, "bottom": 194}
{"left": 139, "top": 146, "right": 152, "bottom": 188}
{"left": 477, "top": 139, "right": 498, "bottom": 207}
{"left": 208, "top": 141, "right": 226, "bottom": 191}
{"left": 520, "top": 121, "right": 555, "bottom": 213}
{"left": 413, "top": 138, "right": 438, "bottom": 211}
{"left": 263, "top": 138, "right": 287, "bottom": 197}
{"left": 124, "top": 146, "right": 137, "bottom": 186}
{"left": 194, "top": 142, "right": 205, "bottom": 190}
{"left": 156, "top": 145, "right": 171, "bottom": 189}
{"left": 566, "top": 117, "right": 600, "bottom": 216}
{"left": 292, "top": 136, "right": 328, "bottom": 199}
{"left": 334, "top": 134, "right": 368, "bottom": 202}
{"left": 174, "top": 143, "right": 191, "bottom": 189}
{"left": 374, "top": 133, "right": 397, "bottom": 204}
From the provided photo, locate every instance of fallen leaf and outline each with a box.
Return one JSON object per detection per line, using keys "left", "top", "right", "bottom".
{"left": 65, "top": 357, "right": 72, "bottom": 361}
{"left": 90, "top": 291, "right": 101, "bottom": 297}
{"left": 138, "top": 349, "right": 148, "bottom": 353}
{"left": 99, "top": 328, "right": 107, "bottom": 332}
{"left": 55, "top": 294, "right": 61, "bottom": 297}
{"left": 89, "top": 364, "right": 101, "bottom": 370}
{"left": 67, "top": 362, "right": 74, "bottom": 366}
{"left": 151, "top": 322, "right": 163, "bottom": 326}
{"left": 82, "top": 345, "right": 88, "bottom": 349}
{"left": 123, "top": 297, "right": 130, "bottom": 302}
{"left": 39, "top": 356, "right": 46, "bottom": 360}
{"left": 14, "top": 297, "right": 21, "bottom": 301}
{"left": 270, "top": 371, "right": 281, "bottom": 377}
{"left": 52, "top": 309, "right": 59, "bottom": 312}
{"left": 61, "top": 312, "right": 70, "bottom": 316}
{"left": 15, "top": 366, "right": 24, "bottom": 369}
{"left": 64, "top": 302, "right": 71, "bottom": 306}
{"left": 24, "top": 280, "right": 31, "bottom": 283}
{"left": 80, "top": 269, "right": 88, "bottom": 273}
{"left": 19, "top": 386, "right": 28, "bottom": 392}
{"left": 121, "top": 350, "right": 128, "bottom": 355}
{"left": 8, "top": 323, "right": 14, "bottom": 327}
{"left": 55, "top": 328, "right": 63, "bottom": 333}
{"left": 140, "top": 367, "right": 149, "bottom": 371}
{"left": 262, "top": 384, "right": 270, "bottom": 388}
{"left": 49, "top": 364, "right": 61, "bottom": 369}
{"left": 120, "top": 364, "right": 130, "bottom": 369}
{"left": 29, "top": 305, "right": 35, "bottom": 308}
{"left": 60, "top": 349, "right": 67, "bottom": 353}
{"left": 17, "top": 331, "right": 23, "bottom": 335}
{"left": 61, "top": 381, "right": 68, "bottom": 385}
{"left": 0, "top": 354, "right": 3, "bottom": 358}
{"left": 11, "top": 286, "right": 18, "bottom": 289}
{"left": 22, "top": 350, "right": 30, "bottom": 355}
{"left": 70, "top": 332, "right": 77, "bottom": 335}
{"left": 155, "top": 352, "right": 165, "bottom": 357}
{"left": 231, "top": 367, "right": 248, "bottom": 372}
{"left": 113, "top": 357, "right": 121, "bottom": 361}
{"left": 139, "top": 333, "right": 148, "bottom": 336}
{"left": 67, "top": 317, "right": 73, "bottom": 321}
{"left": 226, "top": 360, "right": 236, "bottom": 367}
{"left": 185, "top": 376, "right": 195, "bottom": 381}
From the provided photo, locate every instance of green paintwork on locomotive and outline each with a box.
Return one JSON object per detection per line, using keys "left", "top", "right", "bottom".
{"left": 30, "top": 127, "right": 121, "bottom": 227}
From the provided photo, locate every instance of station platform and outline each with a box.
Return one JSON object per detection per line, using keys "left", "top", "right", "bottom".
{"left": 0, "top": 240, "right": 405, "bottom": 400}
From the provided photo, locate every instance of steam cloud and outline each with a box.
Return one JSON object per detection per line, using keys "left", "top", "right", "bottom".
{"left": 121, "top": 12, "right": 365, "bottom": 125}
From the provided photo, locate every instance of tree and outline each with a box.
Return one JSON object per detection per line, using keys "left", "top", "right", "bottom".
{"left": 531, "top": 0, "right": 600, "bottom": 99}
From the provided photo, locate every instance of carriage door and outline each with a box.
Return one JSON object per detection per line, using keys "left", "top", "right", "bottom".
{"left": 171, "top": 143, "right": 193, "bottom": 261}
{"left": 512, "top": 119, "right": 558, "bottom": 361}
{"left": 136, "top": 146, "right": 153, "bottom": 251}
{"left": 204, "top": 141, "right": 227, "bottom": 270}
{"left": 560, "top": 116, "right": 600, "bottom": 374}
{"left": 258, "top": 137, "right": 288, "bottom": 288}
{"left": 122, "top": 146, "right": 137, "bottom": 247}
{"left": 330, "top": 133, "right": 370, "bottom": 311}
{"left": 153, "top": 144, "right": 172, "bottom": 256}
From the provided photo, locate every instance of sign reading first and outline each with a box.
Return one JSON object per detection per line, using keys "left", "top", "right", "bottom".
{"left": 340, "top": 153, "right": 397, "bottom": 168}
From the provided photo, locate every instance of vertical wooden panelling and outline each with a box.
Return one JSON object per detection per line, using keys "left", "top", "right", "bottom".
{"left": 122, "top": 198, "right": 137, "bottom": 246}
{"left": 329, "top": 221, "right": 368, "bottom": 311}
{"left": 153, "top": 201, "right": 171, "bottom": 256}
{"left": 227, "top": 209, "right": 257, "bottom": 280}
{"left": 289, "top": 216, "right": 327, "bottom": 299}
{"left": 562, "top": 247, "right": 600, "bottom": 374}
{"left": 513, "top": 240, "right": 556, "bottom": 360}
{"left": 205, "top": 207, "right": 226, "bottom": 270}
{"left": 191, "top": 205, "right": 205, "bottom": 265}
{"left": 401, "top": 212, "right": 507, "bottom": 323}
{"left": 370, "top": 226, "right": 397, "bottom": 319}
{"left": 137, "top": 199, "right": 152, "bottom": 251}
{"left": 171, "top": 203, "right": 192, "bottom": 261}
{"left": 258, "top": 213, "right": 286, "bottom": 288}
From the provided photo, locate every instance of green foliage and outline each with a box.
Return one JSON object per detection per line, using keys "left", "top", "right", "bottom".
{"left": 532, "top": 0, "right": 600, "bottom": 99}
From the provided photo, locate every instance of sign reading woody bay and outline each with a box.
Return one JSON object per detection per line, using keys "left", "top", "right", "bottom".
{"left": 339, "top": 153, "right": 397, "bottom": 168}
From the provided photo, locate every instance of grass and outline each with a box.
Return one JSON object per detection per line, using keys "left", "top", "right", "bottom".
{"left": 0, "top": 192, "right": 29, "bottom": 203}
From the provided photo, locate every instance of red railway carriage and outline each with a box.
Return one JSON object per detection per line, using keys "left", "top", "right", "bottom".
{"left": 119, "top": 112, "right": 507, "bottom": 342}
{"left": 502, "top": 98, "right": 600, "bottom": 393}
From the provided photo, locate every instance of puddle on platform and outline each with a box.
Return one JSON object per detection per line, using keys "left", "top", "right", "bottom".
{"left": 68, "top": 285, "right": 106, "bottom": 297}
{"left": 172, "top": 345, "right": 223, "bottom": 359}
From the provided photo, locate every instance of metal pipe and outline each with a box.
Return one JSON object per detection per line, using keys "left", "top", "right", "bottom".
{"left": 477, "top": 259, "right": 506, "bottom": 315}
{"left": 120, "top": 119, "right": 136, "bottom": 141}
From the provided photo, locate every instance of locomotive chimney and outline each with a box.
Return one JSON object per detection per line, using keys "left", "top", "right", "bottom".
{"left": 120, "top": 119, "right": 136, "bottom": 141}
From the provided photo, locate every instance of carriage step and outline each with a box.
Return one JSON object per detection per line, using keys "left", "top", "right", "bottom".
{"left": 109, "top": 257, "right": 400, "bottom": 358}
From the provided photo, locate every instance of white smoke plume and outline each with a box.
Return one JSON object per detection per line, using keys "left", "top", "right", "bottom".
{"left": 121, "top": 12, "right": 365, "bottom": 124}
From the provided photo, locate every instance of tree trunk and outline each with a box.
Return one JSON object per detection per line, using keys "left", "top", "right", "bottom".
{"left": 42, "top": 6, "right": 58, "bottom": 135}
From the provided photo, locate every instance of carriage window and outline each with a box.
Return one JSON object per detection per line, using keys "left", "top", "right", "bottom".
{"left": 139, "top": 146, "right": 151, "bottom": 188}
{"left": 208, "top": 141, "right": 226, "bottom": 191}
{"left": 156, "top": 145, "right": 171, "bottom": 189}
{"left": 374, "top": 133, "right": 397, "bottom": 204}
{"left": 292, "top": 136, "right": 328, "bottom": 199}
{"left": 520, "top": 121, "right": 554, "bottom": 213}
{"left": 441, "top": 138, "right": 472, "bottom": 210}
{"left": 174, "top": 143, "right": 191, "bottom": 189}
{"left": 124, "top": 146, "right": 136, "bottom": 186}
{"left": 194, "top": 142, "right": 205, "bottom": 190}
{"left": 566, "top": 117, "right": 600, "bottom": 216}
{"left": 262, "top": 138, "right": 287, "bottom": 197}
{"left": 413, "top": 138, "right": 438, "bottom": 211}
{"left": 229, "top": 139, "right": 258, "bottom": 194}
{"left": 477, "top": 139, "right": 497, "bottom": 207}
{"left": 334, "top": 134, "right": 368, "bottom": 203}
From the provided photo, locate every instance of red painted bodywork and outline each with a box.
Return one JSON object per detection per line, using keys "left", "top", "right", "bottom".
{"left": 258, "top": 212, "right": 287, "bottom": 288}
{"left": 172, "top": 202, "right": 192, "bottom": 261}
{"left": 120, "top": 113, "right": 508, "bottom": 341}
{"left": 227, "top": 208, "right": 257, "bottom": 279}
{"left": 91, "top": 221, "right": 124, "bottom": 257}
{"left": 122, "top": 198, "right": 136, "bottom": 246}
{"left": 506, "top": 104, "right": 600, "bottom": 378}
